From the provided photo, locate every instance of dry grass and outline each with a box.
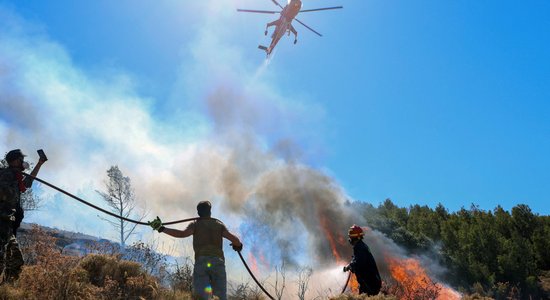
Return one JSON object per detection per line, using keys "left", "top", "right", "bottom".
{"left": 330, "top": 293, "right": 398, "bottom": 300}
{"left": 0, "top": 225, "right": 188, "bottom": 300}
{"left": 461, "top": 294, "right": 494, "bottom": 300}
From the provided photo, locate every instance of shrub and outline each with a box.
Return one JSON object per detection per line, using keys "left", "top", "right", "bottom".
{"left": 16, "top": 264, "right": 95, "bottom": 300}
{"left": 169, "top": 258, "right": 194, "bottom": 293}
{"left": 228, "top": 281, "right": 264, "bottom": 300}
{"left": 4, "top": 226, "right": 166, "bottom": 299}
{"left": 12, "top": 225, "right": 94, "bottom": 299}
{"left": 330, "top": 294, "right": 398, "bottom": 300}
{"left": 156, "top": 289, "right": 194, "bottom": 300}
{"left": 79, "top": 254, "right": 159, "bottom": 299}
{"left": 462, "top": 293, "right": 494, "bottom": 300}
{"left": 0, "top": 284, "right": 25, "bottom": 300}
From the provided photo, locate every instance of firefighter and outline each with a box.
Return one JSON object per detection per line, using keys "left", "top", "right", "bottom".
{"left": 0, "top": 149, "right": 47, "bottom": 283}
{"left": 148, "top": 201, "right": 243, "bottom": 300}
{"left": 343, "top": 224, "right": 382, "bottom": 296}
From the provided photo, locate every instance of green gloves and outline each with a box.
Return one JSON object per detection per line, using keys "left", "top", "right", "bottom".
{"left": 148, "top": 216, "right": 165, "bottom": 232}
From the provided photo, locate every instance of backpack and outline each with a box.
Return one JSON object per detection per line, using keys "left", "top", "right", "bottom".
{"left": 0, "top": 168, "right": 19, "bottom": 217}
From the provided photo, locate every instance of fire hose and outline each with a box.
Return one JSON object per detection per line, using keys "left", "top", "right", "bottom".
{"left": 236, "top": 250, "right": 275, "bottom": 300}
{"left": 341, "top": 271, "right": 351, "bottom": 294}
{"left": 22, "top": 172, "right": 199, "bottom": 225}
{"left": 22, "top": 173, "right": 276, "bottom": 300}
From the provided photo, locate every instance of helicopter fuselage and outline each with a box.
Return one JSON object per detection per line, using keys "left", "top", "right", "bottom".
{"left": 239, "top": 0, "right": 342, "bottom": 56}
{"left": 266, "top": 0, "right": 302, "bottom": 54}
{"left": 282, "top": 0, "right": 302, "bottom": 20}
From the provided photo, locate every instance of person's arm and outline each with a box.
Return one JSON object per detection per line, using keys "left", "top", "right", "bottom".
{"left": 162, "top": 226, "right": 193, "bottom": 238}
{"left": 222, "top": 229, "right": 242, "bottom": 248}
{"left": 345, "top": 255, "right": 357, "bottom": 273}
{"left": 149, "top": 217, "right": 193, "bottom": 238}
{"left": 24, "top": 158, "right": 46, "bottom": 188}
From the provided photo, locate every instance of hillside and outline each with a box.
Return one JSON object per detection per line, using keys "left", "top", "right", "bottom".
{"left": 1, "top": 201, "right": 549, "bottom": 300}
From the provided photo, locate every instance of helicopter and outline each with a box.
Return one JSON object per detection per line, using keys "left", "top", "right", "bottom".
{"left": 237, "top": 0, "right": 343, "bottom": 56}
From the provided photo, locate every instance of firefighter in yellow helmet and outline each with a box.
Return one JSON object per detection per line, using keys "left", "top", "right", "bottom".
{"left": 343, "top": 225, "right": 382, "bottom": 295}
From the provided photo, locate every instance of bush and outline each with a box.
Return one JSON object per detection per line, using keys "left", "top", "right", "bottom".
{"left": 330, "top": 294, "right": 398, "bottom": 300}
{"left": 79, "top": 254, "right": 159, "bottom": 299}
{"left": 0, "top": 284, "right": 25, "bottom": 300}
{"left": 16, "top": 264, "right": 96, "bottom": 300}
{"left": 228, "top": 281, "right": 264, "bottom": 300}
{"left": 169, "top": 258, "right": 194, "bottom": 293}
{"left": 10, "top": 225, "right": 94, "bottom": 299}
{"left": 462, "top": 293, "right": 494, "bottom": 300}
{"left": 4, "top": 226, "right": 161, "bottom": 299}
{"left": 156, "top": 289, "right": 194, "bottom": 300}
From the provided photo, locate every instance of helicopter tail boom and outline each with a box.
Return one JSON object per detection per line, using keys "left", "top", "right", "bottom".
{"left": 258, "top": 45, "right": 271, "bottom": 55}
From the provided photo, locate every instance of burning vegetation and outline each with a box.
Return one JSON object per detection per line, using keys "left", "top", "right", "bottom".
{"left": 384, "top": 256, "right": 460, "bottom": 300}
{"left": 323, "top": 224, "right": 460, "bottom": 299}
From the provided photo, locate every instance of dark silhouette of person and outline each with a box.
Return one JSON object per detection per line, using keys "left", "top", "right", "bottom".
{"left": 343, "top": 224, "right": 382, "bottom": 295}
{"left": 0, "top": 149, "right": 46, "bottom": 283}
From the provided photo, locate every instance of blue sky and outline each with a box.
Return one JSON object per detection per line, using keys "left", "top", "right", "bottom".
{"left": 0, "top": 0, "right": 548, "bottom": 242}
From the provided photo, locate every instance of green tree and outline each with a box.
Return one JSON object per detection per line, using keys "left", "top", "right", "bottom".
{"left": 531, "top": 216, "right": 550, "bottom": 270}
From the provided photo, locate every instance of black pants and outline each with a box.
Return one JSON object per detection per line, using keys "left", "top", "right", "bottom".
{"left": 358, "top": 275, "right": 381, "bottom": 296}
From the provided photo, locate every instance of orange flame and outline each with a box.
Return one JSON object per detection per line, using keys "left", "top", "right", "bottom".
{"left": 386, "top": 256, "right": 460, "bottom": 300}
{"left": 258, "top": 251, "right": 270, "bottom": 270}
{"left": 319, "top": 214, "right": 345, "bottom": 263}
{"left": 248, "top": 252, "right": 259, "bottom": 274}
{"left": 349, "top": 274, "right": 359, "bottom": 293}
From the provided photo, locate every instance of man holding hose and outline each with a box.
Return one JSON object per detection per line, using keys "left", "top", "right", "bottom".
{"left": 149, "top": 200, "right": 243, "bottom": 300}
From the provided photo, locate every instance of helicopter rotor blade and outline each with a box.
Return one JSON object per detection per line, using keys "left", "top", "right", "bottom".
{"left": 237, "top": 9, "right": 279, "bottom": 14}
{"left": 299, "top": 6, "right": 343, "bottom": 13}
{"left": 271, "top": 0, "right": 284, "bottom": 9}
{"left": 294, "top": 18, "right": 323, "bottom": 37}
